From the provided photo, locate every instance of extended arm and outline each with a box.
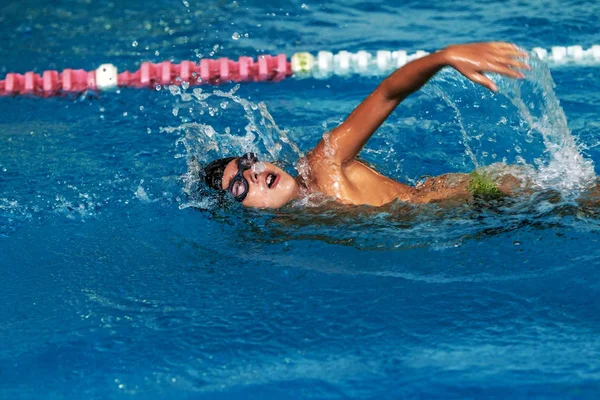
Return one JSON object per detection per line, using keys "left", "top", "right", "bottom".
{"left": 313, "top": 42, "right": 528, "bottom": 164}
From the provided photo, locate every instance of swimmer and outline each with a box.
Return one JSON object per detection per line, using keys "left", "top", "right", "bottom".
{"left": 204, "top": 42, "right": 532, "bottom": 208}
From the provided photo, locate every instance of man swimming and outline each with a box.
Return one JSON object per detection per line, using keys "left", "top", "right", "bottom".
{"left": 204, "top": 42, "right": 531, "bottom": 208}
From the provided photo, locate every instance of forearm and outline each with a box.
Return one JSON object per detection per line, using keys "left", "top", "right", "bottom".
{"left": 320, "top": 52, "right": 449, "bottom": 163}
{"left": 379, "top": 50, "right": 448, "bottom": 101}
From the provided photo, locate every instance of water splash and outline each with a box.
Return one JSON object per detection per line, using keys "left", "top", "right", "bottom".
{"left": 134, "top": 180, "right": 154, "bottom": 203}
{"left": 498, "top": 55, "right": 595, "bottom": 195}
{"left": 160, "top": 84, "right": 303, "bottom": 209}
{"left": 159, "top": 60, "right": 599, "bottom": 250}
{"left": 431, "top": 54, "right": 595, "bottom": 198}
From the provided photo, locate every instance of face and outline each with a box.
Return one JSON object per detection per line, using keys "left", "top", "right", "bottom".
{"left": 221, "top": 156, "right": 299, "bottom": 208}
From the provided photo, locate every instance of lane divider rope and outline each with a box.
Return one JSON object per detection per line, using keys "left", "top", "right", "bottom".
{"left": 1, "top": 45, "right": 599, "bottom": 97}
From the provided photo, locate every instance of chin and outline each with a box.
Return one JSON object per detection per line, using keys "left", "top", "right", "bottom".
{"left": 269, "top": 183, "right": 298, "bottom": 208}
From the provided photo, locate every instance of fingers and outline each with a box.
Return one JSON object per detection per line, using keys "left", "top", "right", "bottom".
{"left": 499, "top": 49, "right": 528, "bottom": 60}
{"left": 489, "top": 42, "right": 520, "bottom": 50}
{"left": 489, "top": 42, "right": 526, "bottom": 55}
{"left": 450, "top": 42, "right": 531, "bottom": 89}
{"left": 487, "top": 46, "right": 531, "bottom": 77}
{"left": 486, "top": 42, "right": 529, "bottom": 59}
{"left": 502, "top": 57, "right": 531, "bottom": 71}
{"left": 485, "top": 53, "right": 530, "bottom": 78}
{"left": 486, "top": 63, "right": 525, "bottom": 79}
{"left": 467, "top": 72, "right": 498, "bottom": 92}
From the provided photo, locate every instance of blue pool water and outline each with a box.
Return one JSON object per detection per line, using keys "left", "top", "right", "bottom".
{"left": 2, "top": 0, "right": 600, "bottom": 398}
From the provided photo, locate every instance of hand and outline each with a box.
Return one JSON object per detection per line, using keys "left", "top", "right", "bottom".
{"left": 440, "top": 42, "right": 530, "bottom": 92}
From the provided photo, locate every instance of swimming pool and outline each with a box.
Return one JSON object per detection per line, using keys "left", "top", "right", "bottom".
{"left": 2, "top": 0, "right": 600, "bottom": 398}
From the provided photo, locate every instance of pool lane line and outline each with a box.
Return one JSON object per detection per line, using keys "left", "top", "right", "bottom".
{"left": 1, "top": 45, "right": 599, "bottom": 97}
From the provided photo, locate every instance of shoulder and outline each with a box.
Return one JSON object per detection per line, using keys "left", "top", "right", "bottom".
{"left": 302, "top": 148, "right": 348, "bottom": 191}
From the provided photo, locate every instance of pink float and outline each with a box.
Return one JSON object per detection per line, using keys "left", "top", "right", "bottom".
{"left": 0, "top": 54, "right": 292, "bottom": 97}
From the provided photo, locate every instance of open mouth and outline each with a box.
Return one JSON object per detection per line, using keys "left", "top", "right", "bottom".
{"left": 266, "top": 172, "right": 279, "bottom": 189}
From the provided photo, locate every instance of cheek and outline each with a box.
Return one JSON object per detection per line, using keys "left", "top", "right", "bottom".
{"left": 278, "top": 177, "right": 297, "bottom": 196}
{"left": 242, "top": 186, "right": 274, "bottom": 208}
{"left": 243, "top": 182, "right": 294, "bottom": 208}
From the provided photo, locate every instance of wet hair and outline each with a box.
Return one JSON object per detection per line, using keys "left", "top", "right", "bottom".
{"left": 204, "top": 156, "right": 236, "bottom": 191}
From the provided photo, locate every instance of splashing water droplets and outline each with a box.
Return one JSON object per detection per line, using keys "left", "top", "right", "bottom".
{"left": 169, "top": 85, "right": 181, "bottom": 96}
{"left": 252, "top": 161, "right": 266, "bottom": 174}
{"left": 431, "top": 54, "right": 595, "bottom": 198}
{"left": 499, "top": 55, "right": 595, "bottom": 194}
{"left": 160, "top": 84, "right": 303, "bottom": 209}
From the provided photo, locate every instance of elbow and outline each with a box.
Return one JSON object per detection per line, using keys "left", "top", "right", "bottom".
{"left": 378, "top": 80, "right": 395, "bottom": 101}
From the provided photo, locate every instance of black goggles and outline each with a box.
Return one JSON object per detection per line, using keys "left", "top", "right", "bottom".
{"left": 226, "top": 152, "right": 258, "bottom": 202}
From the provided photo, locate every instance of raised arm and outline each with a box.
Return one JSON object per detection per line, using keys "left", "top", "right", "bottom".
{"left": 313, "top": 42, "right": 528, "bottom": 164}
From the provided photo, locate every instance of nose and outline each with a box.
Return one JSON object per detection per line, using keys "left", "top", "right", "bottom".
{"left": 243, "top": 168, "right": 259, "bottom": 184}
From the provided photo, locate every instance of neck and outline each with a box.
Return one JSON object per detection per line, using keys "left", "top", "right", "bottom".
{"left": 294, "top": 175, "right": 311, "bottom": 199}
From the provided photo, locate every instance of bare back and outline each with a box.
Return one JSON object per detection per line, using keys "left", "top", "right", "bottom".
{"left": 306, "top": 153, "right": 413, "bottom": 206}
{"left": 307, "top": 152, "right": 478, "bottom": 206}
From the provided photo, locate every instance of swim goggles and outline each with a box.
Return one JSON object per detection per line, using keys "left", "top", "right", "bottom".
{"left": 227, "top": 152, "right": 258, "bottom": 202}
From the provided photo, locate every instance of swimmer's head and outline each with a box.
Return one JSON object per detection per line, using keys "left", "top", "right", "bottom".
{"left": 204, "top": 153, "right": 300, "bottom": 208}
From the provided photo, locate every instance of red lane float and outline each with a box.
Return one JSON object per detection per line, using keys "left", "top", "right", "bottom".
{"left": 0, "top": 54, "right": 291, "bottom": 97}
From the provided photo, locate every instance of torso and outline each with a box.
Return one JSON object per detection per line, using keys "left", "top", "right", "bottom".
{"left": 412, "top": 173, "right": 473, "bottom": 205}
{"left": 305, "top": 153, "right": 475, "bottom": 206}
{"left": 303, "top": 142, "right": 534, "bottom": 207}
